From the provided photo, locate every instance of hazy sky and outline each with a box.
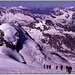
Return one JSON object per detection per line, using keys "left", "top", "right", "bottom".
{"left": 0, "top": 1, "right": 75, "bottom": 7}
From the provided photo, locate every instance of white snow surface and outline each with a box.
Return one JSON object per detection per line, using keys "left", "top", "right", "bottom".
{"left": 1, "top": 13, "right": 35, "bottom": 23}
{"left": 0, "top": 23, "right": 73, "bottom": 74}
{"left": 0, "top": 6, "right": 75, "bottom": 73}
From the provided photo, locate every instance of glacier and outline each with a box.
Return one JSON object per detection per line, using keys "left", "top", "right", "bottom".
{"left": 0, "top": 6, "right": 75, "bottom": 74}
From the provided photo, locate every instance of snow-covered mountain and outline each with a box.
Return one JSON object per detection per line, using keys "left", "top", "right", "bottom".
{"left": 0, "top": 6, "right": 75, "bottom": 73}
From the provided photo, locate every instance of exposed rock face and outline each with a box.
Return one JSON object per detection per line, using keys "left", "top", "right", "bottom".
{"left": 45, "top": 20, "right": 54, "bottom": 26}
{"left": 0, "top": 30, "right": 4, "bottom": 46}
{"left": 43, "top": 33, "right": 75, "bottom": 53}
{"left": 72, "top": 13, "right": 75, "bottom": 19}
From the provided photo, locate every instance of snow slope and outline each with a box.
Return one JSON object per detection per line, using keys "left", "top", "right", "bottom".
{"left": 0, "top": 22, "right": 72, "bottom": 74}
{"left": 0, "top": 6, "right": 75, "bottom": 74}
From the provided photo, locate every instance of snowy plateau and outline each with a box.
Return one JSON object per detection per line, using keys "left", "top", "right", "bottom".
{"left": 0, "top": 6, "right": 75, "bottom": 74}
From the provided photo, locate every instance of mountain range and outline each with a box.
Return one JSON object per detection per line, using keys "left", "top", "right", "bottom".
{"left": 0, "top": 6, "right": 75, "bottom": 73}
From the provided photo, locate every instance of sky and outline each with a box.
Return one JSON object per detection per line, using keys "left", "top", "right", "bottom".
{"left": 0, "top": 1, "right": 75, "bottom": 7}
